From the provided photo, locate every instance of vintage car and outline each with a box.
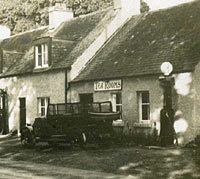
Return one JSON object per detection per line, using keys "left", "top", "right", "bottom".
{"left": 20, "top": 101, "right": 120, "bottom": 146}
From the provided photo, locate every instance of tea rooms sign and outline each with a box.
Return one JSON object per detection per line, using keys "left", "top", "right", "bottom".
{"left": 94, "top": 79, "right": 122, "bottom": 91}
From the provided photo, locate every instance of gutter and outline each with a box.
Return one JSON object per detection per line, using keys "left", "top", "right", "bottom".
{"left": 0, "top": 66, "right": 71, "bottom": 79}
{"left": 70, "top": 69, "right": 194, "bottom": 84}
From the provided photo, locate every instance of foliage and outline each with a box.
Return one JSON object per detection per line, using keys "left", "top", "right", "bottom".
{"left": 0, "top": 0, "right": 112, "bottom": 35}
{"left": 140, "top": 0, "right": 150, "bottom": 13}
{"left": 70, "top": 0, "right": 112, "bottom": 16}
{"left": 0, "top": 0, "right": 150, "bottom": 35}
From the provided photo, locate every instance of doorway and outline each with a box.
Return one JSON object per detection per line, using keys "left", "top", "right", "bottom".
{"left": 19, "top": 98, "right": 26, "bottom": 130}
{"left": 79, "top": 93, "right": 93, "bottom": 104}
{"left": 79, "top": 93, "right": 93, "bottom": 113}
{"left": 0, "top": 89, "right": 8, "bottom": 134}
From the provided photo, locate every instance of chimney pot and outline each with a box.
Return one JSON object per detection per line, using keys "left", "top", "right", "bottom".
{"left": 49, "top": 2, "right": 74, "bottom": 29}
{"left": 113, "top": 0, "right": 141, "bottom": 15}
{"left": 0, "top": 25, "right": 11, "bottom": 40}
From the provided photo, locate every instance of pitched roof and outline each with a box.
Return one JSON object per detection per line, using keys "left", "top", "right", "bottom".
{"left": 0, "top": 8, "right": 116, "bottom": 77}
{"left": 52, "top": 8, "right": 116, "bottom": 69}
{"left": 0, "top": 27, "right": 48, "bottom": 75}
{"left": 0, "top": 27, "right": 48, "bottom": 52}
{"left": 73, "top": 0, "right": 200, "bottom": 82}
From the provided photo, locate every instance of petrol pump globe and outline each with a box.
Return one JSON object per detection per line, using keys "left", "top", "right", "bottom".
{"left": 160, "top": 62, "right": 173, "bottom": 76}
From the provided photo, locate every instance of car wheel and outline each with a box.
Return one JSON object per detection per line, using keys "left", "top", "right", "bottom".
{"left": 21, "top": 128, "right": 35, "bottom": 147}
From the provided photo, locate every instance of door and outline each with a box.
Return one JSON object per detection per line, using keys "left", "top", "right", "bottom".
{"left": 0, "top": 89, "right": 8, "bottom": 134}
{"left": 79, "top": 93, "right": 93, "bottom": 104}
{"left": 79, "top": 93, "right": 93, "bottom": 113}
{"left": 19, "top": 98, "right": 26, "bottom": 130}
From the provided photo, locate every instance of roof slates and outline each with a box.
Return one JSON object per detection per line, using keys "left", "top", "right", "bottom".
{"left": 74, "top": 0, "right": 200, "bottom": 82}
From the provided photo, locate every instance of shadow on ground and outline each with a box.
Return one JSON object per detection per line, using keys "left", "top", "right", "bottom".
{"left": 0, "top": 136, "right": 200, "bottom": 179}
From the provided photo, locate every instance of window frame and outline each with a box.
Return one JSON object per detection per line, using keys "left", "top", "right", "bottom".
{"left": 35, "top": 43, "right": 49, "bottom": 68}
{"left": 111, "top": 92, "right": 122, "bottom": 118}
{"left": 37, "top": 97, "right": 50, "bottom": 117}
{"left": 34, "top": 37, "right": 51, "bottom": 69}
{"left": 137, "top": 91, "right": 150, "bottom": 123}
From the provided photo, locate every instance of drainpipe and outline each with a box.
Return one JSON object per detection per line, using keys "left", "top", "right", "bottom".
{"left": 65, "top": 69, "right": 71, "bottom": 103}
{"left": 65, "top": 70, "right": 68, "bottom": 103}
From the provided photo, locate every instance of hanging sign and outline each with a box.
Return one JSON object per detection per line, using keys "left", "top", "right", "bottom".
{"left": 94, "top": 79, "right": 122, "bottom": 91}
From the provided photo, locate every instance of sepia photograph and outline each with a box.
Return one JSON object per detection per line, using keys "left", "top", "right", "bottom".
{"left": 0, "top": 0, "right": 200, "bottom": 178}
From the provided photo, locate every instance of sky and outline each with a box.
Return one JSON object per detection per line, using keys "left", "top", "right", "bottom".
{"left": 145, "top": 0, "right": 195, "bottom": 11}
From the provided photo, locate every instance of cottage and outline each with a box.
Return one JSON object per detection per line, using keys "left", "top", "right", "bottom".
{"left": 0, "top": 0, "right": 141, "bottom": 134}
{"left": 0, "top": 0, "right": 199, "bottom": 145}
{"left": 70, "top": 0, "right": 200, "bottom": 145}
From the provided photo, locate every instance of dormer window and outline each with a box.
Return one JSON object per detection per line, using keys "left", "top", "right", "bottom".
{"left": 35, "top": 44, "right": 48, "bottom": 68}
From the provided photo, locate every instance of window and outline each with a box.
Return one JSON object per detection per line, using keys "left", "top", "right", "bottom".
{"left": 35, "top": 44, "right": 48, "bottom": 68}
{"left": 37, "top": 97, "right": 49, "bottom": 117}
{"left": 137, "top": 91, "right": 150, "bottom": 122}
{"left": 111, "top": 93, "right": 122, "bottom": 118}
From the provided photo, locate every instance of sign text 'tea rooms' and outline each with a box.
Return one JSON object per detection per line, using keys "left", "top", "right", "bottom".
{"left": 94, "top": 80, "right": 122, "bottom": 91}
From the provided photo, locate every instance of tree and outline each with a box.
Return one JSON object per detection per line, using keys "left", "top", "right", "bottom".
{"left": 70, "top": 0, "right": 112, "bottom": 16}
{"left": 0, "top": 0, "right": 112, "bottom": 35}
{"left": 140, "top": 0, "right": 150, "bottom": 13}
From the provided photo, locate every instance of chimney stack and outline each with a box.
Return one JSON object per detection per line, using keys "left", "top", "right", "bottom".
{"left": 113, "top": 0, "right": 141, "bottom": 15}
{"left": 0, "top": 25, "right": 11, "bottom": 40}
{"left": 49, "top": 0, "right": 74, "bottom": 29}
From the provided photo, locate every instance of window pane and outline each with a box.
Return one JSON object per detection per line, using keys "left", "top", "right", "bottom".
{"left": 35, "top": 44, "right": 48, "bottom": 67}
{"left": 44, "top": 44, "right": 48, "bottom": 65}
{"left": 39, "top": 55, "right": 42, "bottom": 66}
{"left": 41, "top": 107, "right": 45, "bottom": 116}
{"left": 142, "top": 105, "right": 149, "bottom": 120}
{"left": 112, "top": 94, "right": 117, "bottom": 112}
{"left": 111, "top": 93, "right": 122, "bottom": 118}
{"left": 142, "top": 92, "right": 149, "bottom": 103}
{"left": 116, "top": 93, "right": 122, "bottom": 104}
{"left": 116, "top": 105, "right": 121, "bottom": 112}
{"left": 38, "top": 45, "right": 42, "bottom": 54}
{"left": 35, "top": 45, "right": 42, "bottom": 67}
{"left": 41, "top": 98, "right": 45, "bottom": 107}
{"left": 38, "top": 97, "right": 49, "bottom": 117}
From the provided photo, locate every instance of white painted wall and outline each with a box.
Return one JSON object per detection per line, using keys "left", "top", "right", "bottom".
{"left": 0, "top": 70, "right": 65, "bottom": 131}
{"left": 49, "top": 3, "right": 73, "bottom": 29}
{"left": 70, "top": 73, "right": 196, "bottom": 144}
{"left": 193, "top": 63, "right": 200, "bottom": 139}
{"left": 173, "top": 72, "right": 195, "bottom": 144}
